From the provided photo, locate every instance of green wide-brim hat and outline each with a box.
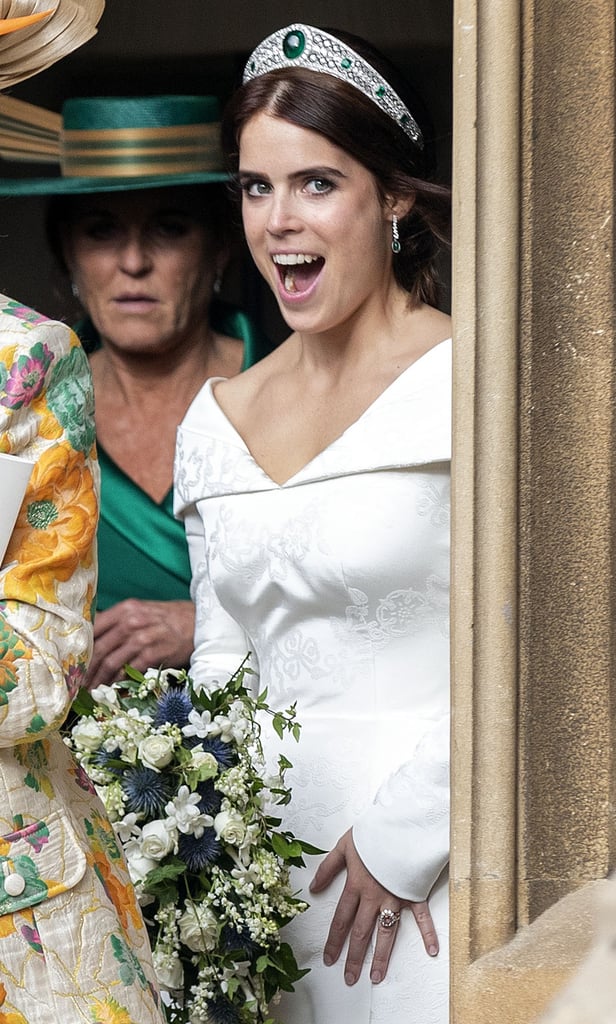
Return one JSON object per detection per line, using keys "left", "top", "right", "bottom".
{"left": 0, "top": 94, "right": 229, "bottom": 195}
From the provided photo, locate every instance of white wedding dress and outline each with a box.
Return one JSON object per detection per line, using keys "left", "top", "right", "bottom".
{"left": 174, "top": 338, "right": 451, "bottom": 1024}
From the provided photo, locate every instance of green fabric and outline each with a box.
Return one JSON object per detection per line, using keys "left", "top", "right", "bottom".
{"left": 62, "top": 95, "right": 220, "bottom": 131}
{"left": 80, "top": 302, "right": 271, "bottom": 611}
{"left": 95, "top": 447, "right": 190, "bottom": 611}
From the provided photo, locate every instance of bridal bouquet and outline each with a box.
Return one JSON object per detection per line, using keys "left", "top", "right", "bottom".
{"left": 66, "top": 658, "right": 314, "bottom": 1024}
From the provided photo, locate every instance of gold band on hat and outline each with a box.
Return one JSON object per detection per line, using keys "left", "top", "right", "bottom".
{"left": 60, "top": 121, "right": 223, "bottom": 178}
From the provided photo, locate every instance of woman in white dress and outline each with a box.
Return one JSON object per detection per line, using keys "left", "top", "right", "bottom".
{"left": 175, "top": 24, "right": 451, "bottom": 1024}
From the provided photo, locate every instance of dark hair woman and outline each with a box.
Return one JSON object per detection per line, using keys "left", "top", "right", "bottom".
{"left": 175, "top": 23, "right": 451, "bottom": 1024}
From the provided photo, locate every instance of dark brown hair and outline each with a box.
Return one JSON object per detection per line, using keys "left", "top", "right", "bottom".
{"left": 222, "top": 29, "right": 450, "bottom": 306}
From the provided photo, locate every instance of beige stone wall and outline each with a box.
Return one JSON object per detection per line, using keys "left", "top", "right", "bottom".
{"left": 451, "top": 0, "right": 615, "bottom": 1019}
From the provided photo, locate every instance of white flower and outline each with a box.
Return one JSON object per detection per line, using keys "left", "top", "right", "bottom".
{"left": 141, "top": 819, "right": 177, "bottom": 860}
{"left": 125, "top": 847, "right": 158, "bottom": 885}
{"left": 214, "top": 808, "right": 246, "bottom": 846}
{"left": 182, "top": 709, "right": 214, "bottom": 740}
{"left": 71, "top": 718, "right": 104, "bottom": 752}
{"left": 138, "top": 733, "right": 175, "bottom": 772}
{"left": 178, "top": 901, "right": 218, "bottom": 952}
{"left": 165, "top": 785, "right": 213, "bottom": 838}
{"left": 214, "top": 702, "right": 251, "bottom": 744}
{"left": 90, "top": 683, "right": 119, "bottom": 709}
{"left": 114, "top": 812, "right": 141, "bottom": 843}
{"left": 152, "top": 948, "right": 184, "bottom": 991}
{"left": 188, "top": 746, "right": 219, "bottom": 775}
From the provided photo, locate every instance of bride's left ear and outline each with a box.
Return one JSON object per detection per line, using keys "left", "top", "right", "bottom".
{"left": 384, "top": 193, "right": 416, "bottom": 224}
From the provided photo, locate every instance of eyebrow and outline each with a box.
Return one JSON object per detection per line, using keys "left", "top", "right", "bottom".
{"left": 237, "top": 165, "right": 347, "bottom": 183}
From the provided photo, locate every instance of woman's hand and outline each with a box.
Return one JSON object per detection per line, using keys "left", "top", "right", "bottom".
{"left": 85, "top": 599, "right": 195, "bottom": 689}
{"left": 309, "top": 829, "right": 438, "bottom": 986}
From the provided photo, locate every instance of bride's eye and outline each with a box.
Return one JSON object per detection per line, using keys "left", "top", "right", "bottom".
{"left": 241, "top": 178, "right": 272, "bottom": 198}
{"left": 305, "top": 178, "right": 333, "bottom": 195}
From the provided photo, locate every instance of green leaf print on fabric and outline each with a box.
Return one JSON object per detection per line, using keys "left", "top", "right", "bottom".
{"left": 110, "top": 933, "right": 148, "bottom": 989}
{"left": 47, "top": 345, "right": 96, "bottom": 453}
{"left": 85, "top": 813, "right": 123, "bottom": 862}
{"left": 14, "top": 740, "right": 54, "bottom": 799}
{"left": 26, "top": 714, "right": 46, "bottom": 735}
{"left": 0, "top": 854, "right": 48, "bottom": 914}
{"left": 0, "top": 617, "right": 27, "bottom": 702}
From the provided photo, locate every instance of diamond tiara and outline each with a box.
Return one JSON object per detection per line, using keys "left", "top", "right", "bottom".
{"left": 243, "top": 24, "right": 423, "bottom": 149}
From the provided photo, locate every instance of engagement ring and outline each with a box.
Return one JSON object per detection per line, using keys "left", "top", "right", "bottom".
{"left": 378, "top": 908, "right": 401, "bottom": 929}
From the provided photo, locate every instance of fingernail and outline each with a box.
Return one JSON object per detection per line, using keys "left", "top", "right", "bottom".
{"left": 371, "top": 969, "right": 383, "bottom": 984}
{"left": 323, "top": 954, "right": 333, "bottom": 966}
{"left": 345, "top": 971, "right": 357, "bottom": 986}
{"left": 429, "top": 945, "right": 438, "bottom": 957}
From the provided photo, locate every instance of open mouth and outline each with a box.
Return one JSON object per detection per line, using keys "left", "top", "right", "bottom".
{"left": 272, "top": 253, "right": 324, "bottom": 295}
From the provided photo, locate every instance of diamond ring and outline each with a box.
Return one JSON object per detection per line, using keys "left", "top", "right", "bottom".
{"left": 378, "top": 908, "right": 401, "bottom": 929}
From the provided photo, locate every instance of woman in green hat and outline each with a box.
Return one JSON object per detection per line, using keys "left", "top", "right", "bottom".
{"left": 0, "top": 3, "right": 166, "bottom": 1022}
{"left": 0, "top": 93, "right": 272, "bottom": 690}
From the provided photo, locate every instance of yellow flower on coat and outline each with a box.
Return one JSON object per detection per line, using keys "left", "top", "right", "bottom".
{"left": 0, "top": 914, "right": 17, "bottom": 940}
{"left": 90, "top": 998, "right": 136, "bottom": 1024}
{"left": 3, "top": 442, "right": 96, "bottom": 604}
{"left": 0, "top": 981, "right": 28, "bottom": 1024}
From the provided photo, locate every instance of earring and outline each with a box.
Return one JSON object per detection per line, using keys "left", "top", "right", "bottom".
{"left": 70, "top": 280, "right": 80, "bottom": 299}
{"left": 391, "top": 215, "right": 401, "bottom": 254}
{"left": 213, "top": 271, "right": 223, "bottom": 295}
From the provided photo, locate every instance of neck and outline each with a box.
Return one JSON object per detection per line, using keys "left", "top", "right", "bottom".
{"left": 91, "top": 324, "right": 216, "bottom": 405}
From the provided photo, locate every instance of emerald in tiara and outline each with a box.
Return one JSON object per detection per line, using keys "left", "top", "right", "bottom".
{"left": 243, "top": 23, "right": 424, "bottom": 149}
{"left": 283, "top": 30, "right": 305, "bottom": 59}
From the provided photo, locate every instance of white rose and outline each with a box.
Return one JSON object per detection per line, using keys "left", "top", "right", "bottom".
{"left": 138, "top": 733, "right": 175, "bottom": 772}
{"left": 140, "top": 819, "right": 176, "bottom": 861}
{"left": 189, "top": 746, "right": 219, "bottom": 774}
{"left": 178, "top": 902, "right": 218, "bottom": 952}
{"left": 152, "top": 950, "right": 184, "bottom": 991}
{"left": 71, "top": 718, "right": 104, "bottom": 752}
{"left": 126, "top": 850, "right": 158, "bottom": 885}
{"left": 214, "top": 808, "right": 246, "bottom": 846}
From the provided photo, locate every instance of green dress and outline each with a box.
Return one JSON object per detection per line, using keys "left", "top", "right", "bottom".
{"left": 77, "top": 303, "right": 270, "bottom": 613}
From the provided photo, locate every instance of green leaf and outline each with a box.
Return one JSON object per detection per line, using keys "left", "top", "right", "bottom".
{"left": 70, "top": 686, "right": 96, "bottom": 718}
{"left": 122, "top": 664, "right": 147, "bottom": 683}
{"left": 271, "top": 832, "right": 303, "bottom": 861}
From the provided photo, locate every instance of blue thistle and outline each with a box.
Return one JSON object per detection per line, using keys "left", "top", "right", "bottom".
{"left": 177, "top": 827, "right": 221, "bottom": 872}
{"left": 154, "top": 688, "right": 193, "bottom": 728}
{"left": 221, "top": 922, "right": 259, "bottom": 958}
{"left": 196, "top": 780, "right": 222, "bottom": 816}
{"left": 121, "top": 766, "right": 175, "bottom": 817}
{"left": 91, "top": 746, "right": 122, "bottom": 773}
{"left": 201, "top": 735, "right": 238, "bottom": 770}
{"left": 203, "top": 997, "right": 241, "bottom": 1024}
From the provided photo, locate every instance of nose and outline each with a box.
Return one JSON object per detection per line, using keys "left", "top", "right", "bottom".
{"left": 118, "top": 230, "right": 153, "bottom": 276}
{"left": 266, "top": 192, "right": 300, "bottom": 238}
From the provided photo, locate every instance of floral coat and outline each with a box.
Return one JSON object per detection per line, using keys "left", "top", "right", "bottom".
{"left": 0, "top": 295, "right": 165, "bottom": 1024}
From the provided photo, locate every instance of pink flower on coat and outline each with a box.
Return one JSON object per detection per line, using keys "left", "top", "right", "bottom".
{"left": 1, "top": 342, "right": 54, "bottom": 409}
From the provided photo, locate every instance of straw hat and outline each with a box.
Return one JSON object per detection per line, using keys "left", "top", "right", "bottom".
{"left": 0, "top": 93, "right": 229, "bottom": 193}
{"left": 0, "top": 1, "right": 104, "bottom": 88}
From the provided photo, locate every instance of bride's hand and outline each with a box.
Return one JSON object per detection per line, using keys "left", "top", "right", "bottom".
{"left": 309, "top": 828, "right": 438, "bottom": 986}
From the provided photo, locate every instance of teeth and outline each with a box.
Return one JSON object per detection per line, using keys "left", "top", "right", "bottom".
{"left": 284, "top": 271, "right": 297, "bottom": 292}
{"left": 273, "top": 254, "right": 318, "bottom": 266}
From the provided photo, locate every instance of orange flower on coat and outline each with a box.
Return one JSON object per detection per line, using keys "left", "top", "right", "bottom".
{"left": 88, "top": 851, "right": 143, "bottom": 935}
{"left": 3, "top": 442, "right": 97, "bottom": 604}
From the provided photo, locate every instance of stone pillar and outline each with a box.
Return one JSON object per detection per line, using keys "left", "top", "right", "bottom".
{"left": 450, "top": 0, "right": 615, "bottom": 1020}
